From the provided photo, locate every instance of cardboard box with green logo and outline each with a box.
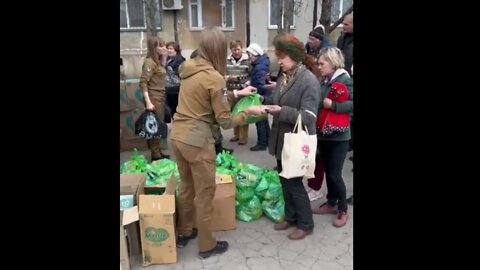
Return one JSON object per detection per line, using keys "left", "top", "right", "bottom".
{"left": 139, "top": 175, "right": 177, "bottom": 265}
{"left": 120, "top": 173, "right": 146, "bottom": 270}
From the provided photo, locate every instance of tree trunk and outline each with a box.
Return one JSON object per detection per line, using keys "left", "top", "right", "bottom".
{"left": 144, "top": 0, "right": 157, "bottom": 37}
{"left": 283, "top": 0, "right": 294, "bottom": 34}
{"left": 313, "top": 0, "right": 318, "bottom": 29}
{"left": 319, "top": 0, "right": 332, "bottom": 34}
{"left": 276, "top": 0, "right": 284, "bottom": 34}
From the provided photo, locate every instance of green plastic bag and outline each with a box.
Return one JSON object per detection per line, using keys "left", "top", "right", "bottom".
{"left": 216, "top": 150, "right": 239, "bottom": 169}
{"left": 236, "top": 195, "right": 263, "bottom": 222}
{"left": 235, "top": 163, "right": 265, "bottom": 189}
{"left": 254, "top": 176, "right": 269, "bottom": 198}
{"left": 262, "top": 199, "right": 285, "bottom": 223}
{"left": 262, "top": 170, "right": 283, "bottom": 200}
{"left": 145, "top": 159, "right": 177, "bottom": 186}
{"left": 120, "top": 149, "right": 148, "bottom": 173}
{"left": 231, "top": 94, "right": 267, "bottom": 124}
{"left": 236, "top": 186, "right": 255, "bottom": 203}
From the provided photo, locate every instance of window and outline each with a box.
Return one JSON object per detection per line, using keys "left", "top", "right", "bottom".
{"left": 268, "top": 0, "right": 295, "bottom": 29}
{"left": 331, "top": 0, "right": 353, "bottom": 23}
{"left": 120, "top": 0, "right": 162, "bottom": 30}
{"left": 189, "top": 0, "right": 235, "bottom": 30}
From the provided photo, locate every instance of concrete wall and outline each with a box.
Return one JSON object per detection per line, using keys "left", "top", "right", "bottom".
{"left": 120, "top": 0, "right": 247, "bottom": 79}
{"left": 120, "top": 0, "right": 345, "bottom": 78}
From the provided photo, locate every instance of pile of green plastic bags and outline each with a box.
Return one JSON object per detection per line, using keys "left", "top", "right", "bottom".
{"left": 216, "top": 151, "right": 284, "bottom": 223}
{"left": 120, "top": 149, "right": 285, "bottom": 223}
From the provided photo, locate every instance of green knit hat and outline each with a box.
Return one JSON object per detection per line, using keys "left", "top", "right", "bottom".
{"left": 273, "top": 34, "right": 306, "bottom": 63}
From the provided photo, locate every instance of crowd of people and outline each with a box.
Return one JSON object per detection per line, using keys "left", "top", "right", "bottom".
{"left": 132, "top": 12, "right": 354, "bottom": 259}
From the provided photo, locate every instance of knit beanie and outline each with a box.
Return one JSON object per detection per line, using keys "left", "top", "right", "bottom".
{"left": 309, "top": 26, "right": 325, "bottom": 40}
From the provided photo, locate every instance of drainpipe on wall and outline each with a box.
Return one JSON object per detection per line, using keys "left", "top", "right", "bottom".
{"left": 246, "top": 0, "right": 250, "bottom": 46}
{"left": 140, "top": 31, "right": 145, "bottom": 55}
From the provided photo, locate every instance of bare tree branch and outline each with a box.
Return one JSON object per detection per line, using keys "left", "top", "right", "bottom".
{"left": 327, "top": 4, "right": 353, "bottom": 33}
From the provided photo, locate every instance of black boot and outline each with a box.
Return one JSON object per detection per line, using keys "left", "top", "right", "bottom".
{"left": 198, "top": 241, "right": 229, "bottom": 259}
{"left": 176, "top": 228, "right": 198, "bottom": 248}
{"left": 151, "top": 153, "right": 170, "bottom": 162}
{"left": 215, "top": 144, "right": 233, "bottom": 155}
{"left": 250, "top": 144, "right": 267, "bottom": 151}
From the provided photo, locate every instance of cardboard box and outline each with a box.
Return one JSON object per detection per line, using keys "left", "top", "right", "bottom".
{"left": 120, "top": 173, "right": 146, "bottom": 270}
{"left": 139, "top": 176, "right": 177, "bottom": 265}
{"left": 211, "top": 174, "right": 236, "bottom": 231}
{"left": 190, "top": 174, "right": 236, "bottom": 231}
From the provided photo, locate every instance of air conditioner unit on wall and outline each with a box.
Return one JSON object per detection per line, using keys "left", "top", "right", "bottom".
{"left": 162, "top": 0, "right": 183, "bottom": 10}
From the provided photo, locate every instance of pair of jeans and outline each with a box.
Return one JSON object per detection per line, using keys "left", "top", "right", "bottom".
{"left": 319, "top": 140, "right": 349, "bottom": 212}
{"left": 255, "top": 119, "right": 270, "bottom": 146}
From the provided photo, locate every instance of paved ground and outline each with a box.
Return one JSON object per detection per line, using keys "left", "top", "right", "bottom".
{"left": 121, "top": 121, "right": 353, "bottom": 270}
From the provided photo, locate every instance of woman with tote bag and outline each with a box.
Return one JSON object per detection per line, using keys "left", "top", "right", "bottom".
{"left": 263, "top": 34, "right": 321, "bottom": 240}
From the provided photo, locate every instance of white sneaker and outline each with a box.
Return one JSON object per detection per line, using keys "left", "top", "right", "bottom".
{"left": 306, "top": 187, "right": 323, "bottom": 201}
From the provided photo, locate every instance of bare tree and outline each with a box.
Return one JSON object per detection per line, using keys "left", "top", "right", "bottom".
{"left": 283, "top": 0, "right": 294, "bottom": 34}
{"left": 317, "top": 0, "right": 353, "bottom": 34}
{"left": 276, "top": 0, "right": 294, "bottom": 34}
{"left": 144, "top": 0, "right": 157, "bottom": 37}
{"left": 276, "top": 0, "right": 284, "bottom": 34}
{"left": 328, "top": 4, "right": 353, "bottom": 33}
{"left": 319, "top": 0, "right": 332, "bottom": 34}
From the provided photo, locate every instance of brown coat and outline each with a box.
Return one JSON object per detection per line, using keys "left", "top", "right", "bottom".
{"left": 170, "top": 58, "right": 248, "bottom": 147}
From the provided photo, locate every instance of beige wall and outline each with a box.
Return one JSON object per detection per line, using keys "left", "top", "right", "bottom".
{"left": 120, "top": 0, "right": 247, "bottom": 79}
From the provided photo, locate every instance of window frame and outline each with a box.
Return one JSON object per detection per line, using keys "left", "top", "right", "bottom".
{"left": 267, "top": 0, "right": 296, "bottom": 30}
{"left": 120, "top": 0, "right": 162, "bottom": 32}
{"left": 189, "top": 0, "right": 235, "bottom": 31}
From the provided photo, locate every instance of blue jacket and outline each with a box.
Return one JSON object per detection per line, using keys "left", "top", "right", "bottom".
{"left": 305, "top": 38, "right": 331, "bottom": 57}
{"left": 166, "top": 54, "right": 186, "bottom": 76}
{"left": 250, "top": 54, "right": 271, "bottom": 97}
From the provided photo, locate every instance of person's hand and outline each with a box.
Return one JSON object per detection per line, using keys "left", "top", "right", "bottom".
{"left": 265, "top": 105, "right": 282, "bottom": 113}
{"left": 246, "top": 105, "right": 267, "bottom": 115}
{"left": 237, "top": 85, "right": 257, "bottom": 96}
{"left": 146, "top": 102, "right": 155, "bottom": 111}
{"left": 265, "top": 80, "right": 277, "bottom": 90}
{"left": 323, "top": 98, "right": 333, "bottom": 109}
